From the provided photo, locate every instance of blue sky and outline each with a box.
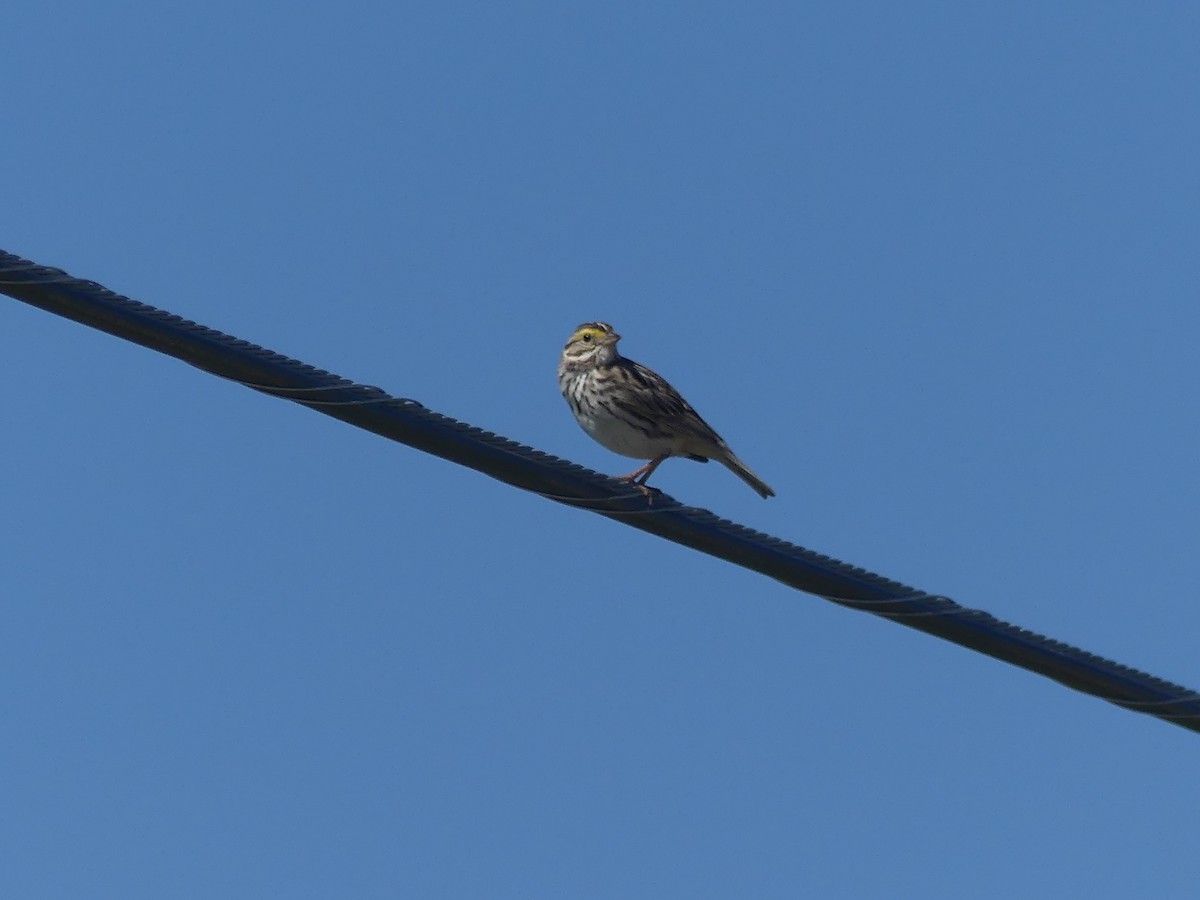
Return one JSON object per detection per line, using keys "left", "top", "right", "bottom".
{"left": 4, "top": 3, "right": 1199, "bottom": 897}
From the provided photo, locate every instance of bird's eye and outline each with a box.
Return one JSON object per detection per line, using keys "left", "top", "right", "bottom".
{"left": 582, "top": 333, "right": 592, "bottom": 342}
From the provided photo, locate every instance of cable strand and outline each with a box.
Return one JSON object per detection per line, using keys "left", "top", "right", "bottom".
{"left": 3, "top": 248, "right": 1198, "bottom": 733}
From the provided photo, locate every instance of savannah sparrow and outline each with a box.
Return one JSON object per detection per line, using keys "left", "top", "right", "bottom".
{"left": 558, "top": 322, "right": 775, "bottom": 498}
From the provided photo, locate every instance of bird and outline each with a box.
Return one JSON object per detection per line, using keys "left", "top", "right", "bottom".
{"left": 557, "top": 321, "right": 775, "bottom": 498}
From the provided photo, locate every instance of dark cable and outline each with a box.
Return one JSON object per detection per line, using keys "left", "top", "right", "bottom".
{"left": 3, "top": 248, "right": 1197, "bottom": 732}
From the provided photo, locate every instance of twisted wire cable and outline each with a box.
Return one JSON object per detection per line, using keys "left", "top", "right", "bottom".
{"left": 3, "top": 248, "right": 1197, "bottom": 732}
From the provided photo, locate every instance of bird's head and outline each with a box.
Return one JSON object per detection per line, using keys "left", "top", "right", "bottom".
{"left": 561, "top": 321, "right": 621, "bottom": 367}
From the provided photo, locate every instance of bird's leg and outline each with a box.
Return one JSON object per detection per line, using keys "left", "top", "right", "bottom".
{"left": 617, "top": 453, "right": 670, "bottom": 498}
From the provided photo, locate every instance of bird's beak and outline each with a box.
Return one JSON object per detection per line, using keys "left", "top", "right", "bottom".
{"left": 604, "top": 331, "right": 620, "bottom": 345}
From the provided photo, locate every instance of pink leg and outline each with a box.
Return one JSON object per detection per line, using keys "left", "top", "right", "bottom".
{"left": 617, "top": 453, "right": 670, "bottom": 495}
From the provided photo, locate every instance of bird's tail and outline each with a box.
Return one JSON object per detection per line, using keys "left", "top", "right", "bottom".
{"left": 720, "top": 452, "right": 775, "bottom": 498}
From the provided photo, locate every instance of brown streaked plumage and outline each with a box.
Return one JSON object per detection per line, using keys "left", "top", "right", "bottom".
{"left": 557, "top": 322, "right": 775, "bottom": 498}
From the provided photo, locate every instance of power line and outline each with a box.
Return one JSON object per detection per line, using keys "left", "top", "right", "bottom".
{"left": 3, "top": 247, "right": 1197, "bottom": 733}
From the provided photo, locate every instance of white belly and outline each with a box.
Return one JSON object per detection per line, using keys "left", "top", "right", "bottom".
{"left": 575, "top": 403, "right": 676, "bottom": 460}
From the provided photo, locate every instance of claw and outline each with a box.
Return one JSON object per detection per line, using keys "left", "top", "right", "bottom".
{"left": 614, "top": 453, "right": 670, "bottom": 503}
